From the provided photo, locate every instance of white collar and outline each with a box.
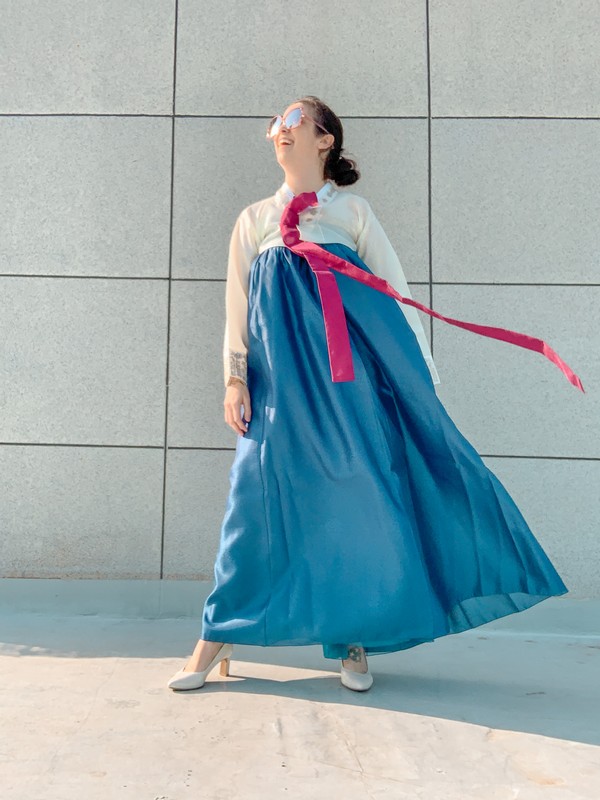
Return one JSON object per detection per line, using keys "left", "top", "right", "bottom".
{"left": 274, "top": 179, "right": 337, "bottom": 208}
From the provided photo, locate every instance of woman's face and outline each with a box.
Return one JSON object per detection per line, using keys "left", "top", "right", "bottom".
{"left": 272, "top": 102, "right": 333, "bottom": 171}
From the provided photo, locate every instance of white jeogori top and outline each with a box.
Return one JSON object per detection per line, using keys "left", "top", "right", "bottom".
{"left": 223, "top": 178, "right": 441, "bottom": 388}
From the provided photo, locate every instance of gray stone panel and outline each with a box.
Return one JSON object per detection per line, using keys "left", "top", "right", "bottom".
{"left": 163, "top": 449, "right": 234, "bottom": 580}
{"left": 0, "top": 0, "right": 174, "bottom": 114}
{"left": 175, "top": 0, "right": 427, "bottom": 115}
{"left": 1, "top": 278, "right": 168, "bottom": 445}
{"left": 430, "top": 0, "right": 600, "bottom": 116}
{"left": 0, "top": 117, "right": 171, "bottom": 277}
{"left": 484, "top": 456, "right": 600, "bottom": 599}
{"left": 339, "top": 118, "right": 430, "bottom": 283}
{"left": 0, "top": 446, "right": 163, "bottom": 578}
{"left": 431, "top": 119, "right": 600, "bottom": 283}
{"left": 172, "top": 118, "right": 280, "bottom": 279}
{"left": 432, "top": 285, "right": 596, "bottom": 457}
{"left": 167, "top": 280, "right": 226, "bottom": 448}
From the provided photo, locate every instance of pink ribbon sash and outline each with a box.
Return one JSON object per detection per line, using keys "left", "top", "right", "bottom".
{"left": 280, "top": 191, "right": 585, "bottom": 393}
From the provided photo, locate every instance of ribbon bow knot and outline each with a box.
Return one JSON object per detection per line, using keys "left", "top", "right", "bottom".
{"left": 279, "top": 191, "right": 584, "bottom": 393}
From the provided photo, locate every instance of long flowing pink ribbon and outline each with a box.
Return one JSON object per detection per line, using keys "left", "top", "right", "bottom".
{"left": 280, "top": 191, "right": 585, "bottom": 393}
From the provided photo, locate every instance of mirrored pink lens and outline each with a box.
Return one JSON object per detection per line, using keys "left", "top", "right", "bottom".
{"left": 284, "top": 108, "right": 302, "bottom": 128}
{"left": 267, "top": 107, "right": 303, "bottom": 138}
{"left": 267, "top": 116, "right": 282, "bottom": 138}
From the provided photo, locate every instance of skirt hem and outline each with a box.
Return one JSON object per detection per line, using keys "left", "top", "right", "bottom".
{"left": 201, "top": 587, "right": 568, "bottom": 660}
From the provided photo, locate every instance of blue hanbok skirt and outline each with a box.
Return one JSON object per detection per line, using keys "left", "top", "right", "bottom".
{"left": 201, "top": 242, "right": 568, "bottom": 660}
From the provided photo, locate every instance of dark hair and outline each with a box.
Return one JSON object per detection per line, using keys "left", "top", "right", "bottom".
{"left": 295, "top": 95, "right": 360, "bottom": 186}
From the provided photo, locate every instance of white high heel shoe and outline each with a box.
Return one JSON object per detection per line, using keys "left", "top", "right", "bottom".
{"left": 340, "top": 645, "right": 373, "bottom": 691}
{"left": 167, "top": 642, "right": 233, "bottom": 691}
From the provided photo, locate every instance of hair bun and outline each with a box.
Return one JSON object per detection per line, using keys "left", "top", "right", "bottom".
{"left": 296, "top": 94, "right": 360, "bottom": 186}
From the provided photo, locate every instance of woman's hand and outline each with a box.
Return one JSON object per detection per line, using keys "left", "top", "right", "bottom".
{"left": 224, "top": 378, "right": 252, "bottom": 436}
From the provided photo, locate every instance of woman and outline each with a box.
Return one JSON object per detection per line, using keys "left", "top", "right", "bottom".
{"left": 168, "top": 95, "right": 574, "bottom": 693}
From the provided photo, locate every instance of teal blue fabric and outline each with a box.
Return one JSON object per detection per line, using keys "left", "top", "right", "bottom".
{"left": 201, "top": 243, "right": 568, "bottom": 660}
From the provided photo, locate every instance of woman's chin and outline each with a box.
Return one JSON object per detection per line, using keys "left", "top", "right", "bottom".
{"left": 277, "top": 148, "right": 296, "bottom": 163}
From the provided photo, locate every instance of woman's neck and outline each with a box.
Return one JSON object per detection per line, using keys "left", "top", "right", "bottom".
{"left": 283, "top": 172, "right": 328, "bottom": 196}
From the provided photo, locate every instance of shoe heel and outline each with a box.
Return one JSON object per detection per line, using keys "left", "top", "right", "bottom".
{"left": 219, "top": 656, "right": 231, "bottom": 677}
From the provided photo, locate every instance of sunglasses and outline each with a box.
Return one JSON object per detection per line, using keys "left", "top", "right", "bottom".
{"left": 266, "top": 106, "right": 332, "bottom": 139}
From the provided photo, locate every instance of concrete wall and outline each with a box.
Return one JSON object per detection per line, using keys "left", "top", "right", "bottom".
{"left": 1, "top": 1, "right": 597, "bottom": 606}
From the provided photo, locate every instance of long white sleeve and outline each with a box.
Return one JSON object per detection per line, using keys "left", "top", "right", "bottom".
{"left": 223, "top": 207, "right": 260, "bottom": 387}
{"left": 355, "top": 200, "right": 441, "bottom": 385}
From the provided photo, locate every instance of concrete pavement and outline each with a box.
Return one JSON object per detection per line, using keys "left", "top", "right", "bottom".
{"left": 1, "top": 600, "right": 599, "bottom": 799}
